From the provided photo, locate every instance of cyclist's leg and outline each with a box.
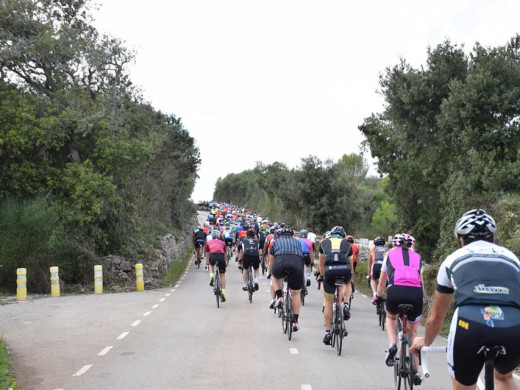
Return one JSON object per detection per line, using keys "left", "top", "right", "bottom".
{"left": 252, "top": 257, "right": 260, "bottom": 288}
{"left": 493, "top": 371, "right": 517, "bottom": 390}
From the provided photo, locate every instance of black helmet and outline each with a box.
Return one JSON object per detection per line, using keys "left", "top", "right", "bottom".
{"left": 454, "top": 209, "right": 496, "bottom": 240}
{"left": 330, "top": 226, "right": 346, "bottom": 238}
{"left": 374, "top": 237, "right": 385, "bottom": 246}
{"left": 280, "top": 226, "right": 293, "bottom": 236}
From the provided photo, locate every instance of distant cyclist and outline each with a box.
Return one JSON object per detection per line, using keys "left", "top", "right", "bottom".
{"left": 411, "top": 209, "right": 520, "bottom": 389}
{"left": 374, "top": 233, "right": 423, "bottom": 384}
{"left": 239, "top": 229, "right": 261, "bottom": 291}
{"left": 206, "top": 230, "right": 227, "bottom": 302}
{"left": 297, "top": 229, "right": 315, "bottom": 287}
{"left": 193, "top": 227, "right": 207, "bottom": 265}
{"left": 269, "top": 226, "right": 304, "bottom": 332}
{"left": 318, "top": 226, "right": 353, "bottom": 345}
{"left": 368, "top": 236, "right": 388, "bottom": 299}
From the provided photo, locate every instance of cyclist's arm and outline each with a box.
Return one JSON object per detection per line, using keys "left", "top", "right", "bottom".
{"left": 318, "top": 253, "right": 325, "bottom": 276}
{"left": 375, "top": 270, "right": 388, "bottom": 298}
{"left": 349, "top": 255, "right": 354, "bottom": 279}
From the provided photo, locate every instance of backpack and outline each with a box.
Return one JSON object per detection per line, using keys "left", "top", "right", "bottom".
{"left": 243, "top": 239, "right": 259, "bottom": 258}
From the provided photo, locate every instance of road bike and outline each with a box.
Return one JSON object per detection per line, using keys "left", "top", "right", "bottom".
{"left": 330, "top": 276, "right": 347, "bottom": 356}
{"left": 420, "top": 345, "right": 506, "bottom": 390}
{"left": 213, "top": 266, "right": 222, "bottom": 308}
{"left": 225, "top": 241, "right": 233, "bottom": 264}
{"left": 300, "top": 275, "right": 308, "bottom": 306}
{"left": 280, "top": 275, "right": 294, "bottom": 340}
{"left": 392, "top": 304, "right": 418, "bottom": 390}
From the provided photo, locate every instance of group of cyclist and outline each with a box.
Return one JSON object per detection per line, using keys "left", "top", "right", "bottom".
{"left": 194, "top": 203, "right": 520, "bottom": 390}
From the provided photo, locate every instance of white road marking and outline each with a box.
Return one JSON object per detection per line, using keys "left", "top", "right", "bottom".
{"left": 361, "top": 294, "right": 367, "bottom": 298}
{"left": 143, "top": 311, "right": 152, "bottom": 317}
{"left": 97, "top": 346, "right": 113, "bottom": 356}
{"left": 152, "top": 304, "right": 159, "bottom": 309}
{"left": 117, "top": 332, "right": 129, "bottom": 340}
{"left": 131, "top": 320, "right": 141, "bottom": 327}
{"left": 170, "top": 289, "right": 176, "bottom": 292}
{"left": 174, "top": 284, "right": 180, "bottom": 288}
{"left": 290, "top": 348, "right": 299, "bottom": 355}
{"left": 73, "top": 364, "right": 93, "bottom": 377}
{"left": 301, "top": 385, "right": 312, "bottom": 390}
{"left": 159, "top": 298, "right": 166, "bottom": 302}
{"left": 165, "top": 293, "right": 171, "bottom": 297}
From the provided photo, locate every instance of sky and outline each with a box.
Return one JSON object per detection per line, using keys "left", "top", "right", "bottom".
{"left": 92, "top": 0, "right": 520, "bottom": 202}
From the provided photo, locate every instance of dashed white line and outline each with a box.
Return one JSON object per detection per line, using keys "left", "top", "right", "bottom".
{"left": 143, "top": 311, "right": 152, "bottom": 317}
{"left": 152, "top": 304, "right": 159, "bottom": 309}
{"left": 165, "top": 293, "right": 171, "bottom": 297}
{"left": 301, "top": 385, "right": 312, "bottom": 390}
{"left": 159, "top": 298, "right": 166, "bottom": 302}
{"left": 170, "top": 289, "right": 176, "bottom": 292}
{"left": 117, "top": 332, "right": 129, "bottom": 340}
{"left": 73, "top": 364, "right": 93, "bottom": 377}
{"left": 131, "top": 320, "right": 141, "bottom": 327}
{"left": 174, "top": 284, "right": 180, "bottom": 288}
{"left": 290, "top": 348, "right": 299, "bottom": 355}
{"left": 97, "top": 346, "right": 113, "bottom": 356}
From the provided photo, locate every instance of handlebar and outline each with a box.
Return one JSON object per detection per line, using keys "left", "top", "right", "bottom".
{"left": 419, "top": 346, "right": 447, "bottom": 378}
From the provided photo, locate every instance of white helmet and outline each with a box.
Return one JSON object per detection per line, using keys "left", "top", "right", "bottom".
{"left": 454, "top": 209, "right": 496, "bottom": 239}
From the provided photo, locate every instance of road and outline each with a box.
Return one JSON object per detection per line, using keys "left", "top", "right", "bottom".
{"left": 0, "top": 213, "right": 515, "bottom": 389}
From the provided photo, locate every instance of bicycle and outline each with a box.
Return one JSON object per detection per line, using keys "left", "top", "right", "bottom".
{"left": 280, "top": 275, "right": 294, "bottom": 340}
{"left": 247, "top": 265, "right": 254, "bottom": 303}
{"left": 420, "top": 345, "right": 506, "bottom": 390}
{"left": 213, "top": 266, "right": 222, "bottom": 308}
{"left": 392, "top": 303, "right": 418, "bottom": 390}
{"left": 300, "top": 277, "right": 308, "bottom": 307}
{"left": 226, "top": 242, "right": 233, "bottom": 264}
{"left": 330, "top": 276, "right": 347, "bottom": 356}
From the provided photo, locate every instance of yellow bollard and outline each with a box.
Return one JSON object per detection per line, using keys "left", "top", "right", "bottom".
{"left": 135, "top": 263, "right": 144, "bottom": 291}
{"left": 94, "top": 265, "right": 103, "bottom": 294}
{"left": 16, "top": 268, "right": 27, "bottom": 301}
{"left": 50, "top": 266, "right": 60, "bottom": 297}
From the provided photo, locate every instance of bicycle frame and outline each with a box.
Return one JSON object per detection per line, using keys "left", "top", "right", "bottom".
{"left": 394, "top": 304, "right": 416, "bottom": 390}
{"left": 330, "top": 278, "right": 346, "bottom": 355}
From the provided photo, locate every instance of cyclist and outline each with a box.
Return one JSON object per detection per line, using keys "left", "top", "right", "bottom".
{"left": 222, "top": 222, "right": 234, "bottom": 261}
{"left": 411, "top": 209, "right": 520, "bottom": 390}
{"left": 373, "top": 233, "right": 423, "bottom": 384}
{"left": 318, "top": 226, "right": 353, "bottom": 345}
{"left": 368, "top": 236, "right": 388, "bottom": 299}
{"left": 269, "top": 226, "right": 304, "bottom": 332}
{"left": 238, "top": 229, "right": 261, "bottom": 291}
{"left": 297, "top": 229, "right": 315, "bottom": 286}
{"left": 346, "top": 235, "right": 359, "bottom": 273}
{"left": 206, "top": 230, "right": 228, "bottom": 302}
{"left": 193, "top": 227, "right": 207, "bottom": 265}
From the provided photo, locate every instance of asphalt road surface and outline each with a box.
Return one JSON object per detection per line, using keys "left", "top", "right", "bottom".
{"left": 0, "top": 213, "right": 517, "bottom": 389}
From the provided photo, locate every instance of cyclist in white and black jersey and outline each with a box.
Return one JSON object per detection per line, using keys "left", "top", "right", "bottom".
{"left": 368, "top": 236, "right": 387, "bottom": 299}
{"left": 412, "top": 209, "right": 520, "bottom": 390}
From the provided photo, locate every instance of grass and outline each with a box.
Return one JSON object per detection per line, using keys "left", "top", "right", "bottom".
{"left": 162, "top": 244, "right": 194, "bottom": 286}
{"left": 0, "top": 339, "right": 16, "bottom": 389}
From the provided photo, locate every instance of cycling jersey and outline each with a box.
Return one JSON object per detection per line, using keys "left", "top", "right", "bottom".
{"left": 307, "top": 232, "right": 317, "bottom": 243}
{"left": 383, "top": 246, "right": 422, "bottom": 288}
{"left": 299, "top": 237, "right": 313, "bottom": 254}
{"left": 351, "top": 243, "right": 359, "bottom": 264}
{"left": 319, "top": 237, "right": 352, "bottom": 265}
{"left": 437, "top": 240, "right": 520, "bottom": 308}
{"left": 206, "top": 239, "right": 226, "bottom": 254}
{"left": 372, "top": 245, "right": 387, "bottom": 264}
{"left": 241, "top": 238, "right": 260, "bottom": 258}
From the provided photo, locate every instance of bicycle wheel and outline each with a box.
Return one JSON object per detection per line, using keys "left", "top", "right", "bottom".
{"left": 215, "top": 270, "right": 221, "bottom": 309}
{"left": 287, "top": 292, "right": 293, "bottom": 340}
{"left": 282, "top": 294, "right": 288, "bottom": 334}
{"left": 394, "top": 358, "right": 402, "bottom": 390}
{"left": 248, "top": 268, "right": 254, "bottom": 303}
{"left": 336, "top": 304, "right": 344, "bottom": 355}
{"left": 300, "top": 287, "right": 305, "bottom": 306}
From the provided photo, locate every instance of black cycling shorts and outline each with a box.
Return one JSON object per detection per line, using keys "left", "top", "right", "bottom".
{"left": 243, "top": 255, "right": 260, "bottom": 270}
{"left": 385, "top": 285, "right": 423, "bottom": 323}
{"left": 194, "top": 239, "right": 205, "bottom": 249}
{"left": 323, "top": 264, "right": 352, "bottom": 295}
{"left": 209, "top": 253, "right": 226, "bottom": 274}
{"left": 448, "top": 305, "right": 520, "bottom": 386}
{"left": 224, "top": 238, "right": 233, "bottom": 246}
{"left": 302, "top": 253, "right": 312, "bottom": 266}
{"left": 371, "top": 263, "right": 383, "bottom": 280}
{"left": 271, "top": 254, "right": 304, "bottom": 290}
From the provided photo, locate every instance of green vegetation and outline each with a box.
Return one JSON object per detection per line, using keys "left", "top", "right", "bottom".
{"left": 0, "top": 0, "right": 199, "bottom": 293}
{"left": 0, "top": 339, "right": 16, "bottom": 389}
{"left": 163, "top": 245, "right": 194, "bottom": 286}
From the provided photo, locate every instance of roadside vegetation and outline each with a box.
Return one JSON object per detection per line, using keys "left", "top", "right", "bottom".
{"left": 0, "top": 339, "right": 16, "bottom": 389}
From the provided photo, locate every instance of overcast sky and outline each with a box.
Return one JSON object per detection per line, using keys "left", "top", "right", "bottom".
{"left": 92, "top": 0, "right": 520, "bottom": 202}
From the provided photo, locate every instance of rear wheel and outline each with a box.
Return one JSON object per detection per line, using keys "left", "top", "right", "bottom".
{"left": 336, "top": 304, "right": 344, "bottom": 355}
{"left": 287, "top": 294, "right": 293, "bottom": 340}
{"left": 215, "top": 271, "right": 221, "bottom": 309}
{"left": 248, "top": 269, "right": 254, "bottom": 303}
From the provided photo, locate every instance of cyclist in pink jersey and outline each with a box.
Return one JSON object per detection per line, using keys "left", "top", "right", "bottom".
{"left": 206, "top": 230, "right": 228, "bottom": 302}
{"left": 373, "top": 233, "right": 424, "bottom": 383}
